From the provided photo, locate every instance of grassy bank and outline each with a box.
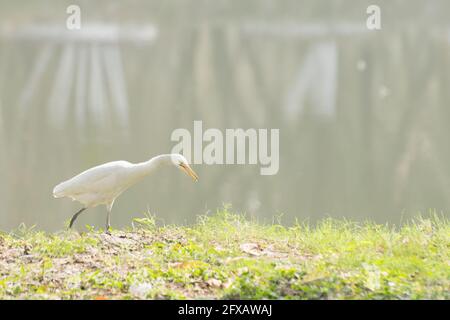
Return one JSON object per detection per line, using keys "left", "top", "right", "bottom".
{"left": 0, "top": 208, "right": 448, "bottom": 299}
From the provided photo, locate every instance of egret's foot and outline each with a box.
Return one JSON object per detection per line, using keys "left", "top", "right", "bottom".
{"left": 105, "top": 210, "right": 111, "bottom": 235}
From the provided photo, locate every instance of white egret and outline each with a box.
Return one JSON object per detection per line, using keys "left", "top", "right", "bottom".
{"left": 53, "top": 154, "right": 198, "bottom": 232}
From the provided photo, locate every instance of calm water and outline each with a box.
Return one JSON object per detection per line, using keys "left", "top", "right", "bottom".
{"left": 1, "top": 1, "right": 450, "bottom": 231}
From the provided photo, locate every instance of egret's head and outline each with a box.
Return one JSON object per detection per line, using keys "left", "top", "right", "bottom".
{"left": 170, "top": 154, "right": 199, "bottom": 182}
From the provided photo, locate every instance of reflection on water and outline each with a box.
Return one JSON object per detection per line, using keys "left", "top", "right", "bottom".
{"left": 1, "top": 1, "right": 450, "bottom": 230}
{"left": 285, "top": 40, "right": 337, "bottom": 118}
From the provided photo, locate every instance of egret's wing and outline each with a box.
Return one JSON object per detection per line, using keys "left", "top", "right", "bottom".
{"left": 53, "top": 161, "right": 130, "bottom": 197}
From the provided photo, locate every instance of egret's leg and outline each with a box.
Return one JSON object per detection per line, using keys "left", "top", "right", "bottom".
{"left": 105, "top": 209, "right": 111, "bottom": 234}
{"left": 69, "top": 207, "right": 86, "bottom": 229}
{"left": 105, "top": 201, "right": 115, "bottom": 234}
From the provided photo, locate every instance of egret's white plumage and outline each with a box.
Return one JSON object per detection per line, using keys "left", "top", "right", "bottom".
{"left": 53, "top": 154, "right": 198, "bottom": 231}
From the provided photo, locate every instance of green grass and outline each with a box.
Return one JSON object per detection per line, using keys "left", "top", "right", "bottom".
{"left": 0, "top": 207, "right": 449, "bottom": 299}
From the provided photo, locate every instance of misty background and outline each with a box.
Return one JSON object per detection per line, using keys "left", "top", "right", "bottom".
{"left": 1, "top": 0, "right": 450, "bottom": 230}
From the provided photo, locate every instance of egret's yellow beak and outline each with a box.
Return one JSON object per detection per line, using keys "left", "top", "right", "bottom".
{"left": 179, "top": 163, "right": 199, "bottom": 182}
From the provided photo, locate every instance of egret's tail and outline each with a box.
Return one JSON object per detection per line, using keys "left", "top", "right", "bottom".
{"left": 53, "top": 182, "right": 67, "bottom": 198}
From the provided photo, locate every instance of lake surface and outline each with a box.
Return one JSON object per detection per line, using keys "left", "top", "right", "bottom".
{"left": 1, "top": 1, "right": 450, "bottom": 230}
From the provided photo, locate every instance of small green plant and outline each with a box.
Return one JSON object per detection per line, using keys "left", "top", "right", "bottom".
{"left": 132, "top": 211, "right": 157, "bottom": 230}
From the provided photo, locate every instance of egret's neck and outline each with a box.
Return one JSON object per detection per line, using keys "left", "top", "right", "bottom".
{"left": 136, "top": 154, "right": 174, "bottom": 176}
